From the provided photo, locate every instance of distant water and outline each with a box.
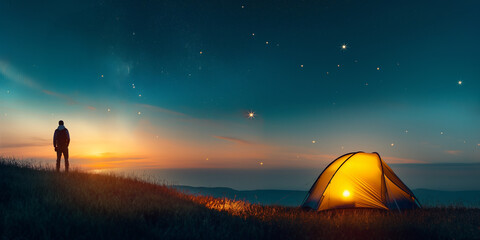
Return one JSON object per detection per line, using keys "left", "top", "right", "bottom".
{"left": 111, "top": 168, "right": 319, "bottom": 191}
{"left": 112, "top": 164, "right": 480, "bottom": 191}
{"left": 104, "top": 167, "right": 480, "bottom": 208}
{"left": 172, "top": 186, "right": 480, "bottom": 208}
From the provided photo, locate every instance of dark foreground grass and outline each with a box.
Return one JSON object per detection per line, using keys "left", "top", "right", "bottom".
{"left": 0, "top": 158, "right": 479, "bottom": 240}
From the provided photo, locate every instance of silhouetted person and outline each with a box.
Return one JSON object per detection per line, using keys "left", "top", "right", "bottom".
{"left": 53, "top": 120, "right": 70, "bottom": 172}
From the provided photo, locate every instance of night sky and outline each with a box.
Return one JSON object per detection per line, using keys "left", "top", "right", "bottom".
{"left": 1, "top": 0, "right": 479, "bottom": 190}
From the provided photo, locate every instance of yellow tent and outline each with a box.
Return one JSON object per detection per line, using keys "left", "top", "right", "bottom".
{"left": 302, "top": 152, "right": 421, "bottom": 211}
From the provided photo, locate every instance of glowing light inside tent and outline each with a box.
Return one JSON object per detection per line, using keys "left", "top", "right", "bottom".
{"left": 342, "top": 190, "right": 351, "bottom": 198}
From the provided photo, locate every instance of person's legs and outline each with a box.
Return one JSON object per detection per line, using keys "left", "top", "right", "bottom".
{"left": 56, "top": 149, "right": 62, "bottom": 172}
{"left": 64, "top": 148, "right": 69, "bottom": 173}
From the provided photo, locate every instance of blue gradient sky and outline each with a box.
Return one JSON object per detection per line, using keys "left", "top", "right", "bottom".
{"left": 1, "top": 0, "right": 479, "bottom": 189}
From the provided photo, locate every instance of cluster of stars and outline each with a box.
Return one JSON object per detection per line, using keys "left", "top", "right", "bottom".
{"left": 125, "top": 15, "right": 468, "bottom": 163}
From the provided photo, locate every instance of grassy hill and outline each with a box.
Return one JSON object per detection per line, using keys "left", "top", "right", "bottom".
{"left": 1, "top": 158, "right": 479, "bottom": 240}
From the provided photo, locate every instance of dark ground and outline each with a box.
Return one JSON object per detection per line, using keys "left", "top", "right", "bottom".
{"left": 1, "top": 159, "right": 479, "bottom": 240}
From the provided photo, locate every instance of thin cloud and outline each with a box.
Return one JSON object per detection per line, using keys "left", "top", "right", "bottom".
{"left": 42, "top": 90, "right": 77, "bottom": 105}
{"left": 383, "top": 156, "right": 427, "bottom": 164}
{"left": 0, "top": 138, "right": 51, "bottom": 149}
{"left": 445, "top": 150, "right": 462, "bottom": 155}
{"left": 87, "top": 106, "right": 96, "bottom": 111}
{"left": 0, "top": 60, "right": 41, "bottom": 89}
{"left": 293, "top": 153, "right": 339, "bottom": 162}
{"left": 0, "top": 60, "right": 78, "bottom": 105}
{"left": 213, "top": 136, "right": 252, "bottom": 145}
{"left": 137, "top": 104, "right": 186, "bottom": 116}
{"left": 77, "top": 152, "right": 147, "bottom": 162}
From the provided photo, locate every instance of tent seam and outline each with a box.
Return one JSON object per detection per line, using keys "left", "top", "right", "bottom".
{"left": 314, "top": 151, "right": 362, "bottom": 210}
{"left": 301, "top": 151, "right": 361, "bottom": 207}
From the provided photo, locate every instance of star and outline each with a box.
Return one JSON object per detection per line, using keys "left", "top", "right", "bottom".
{"left": 365, "top": 82, "right": 369, "bottom": 86}
{"left": 440, "top": 131, "right": 444, "bottom": 135}
{"left": 377, "top": 67, "right": 380, "bottom": 71}
{"left": 458, "top": 80, "right": 462, "bottom": 85}
{"left": 248, "top": 111, "right": 255, "bottom": 119}
{"left": 137, "top": 112, "right": 141, "bottom": 115}
{"left": 252, "top": 33, "right": 255, "bottom": 36}
{"left": 206, "top": 158, "right": 209, "bottom": 161}
{"left": 199, "top": 51, "right": 203, "bottom": 54}
{"left": 337, "top": 64, "right": 340, "bottom": 68}
{"left": 132, "top": 32, "right": 135, "bottom": 36}
{"left": 241, "top": 5, "right": 245, "bottom": 8}
{"left": 405, "top": 130, "right": 408, "bottom": 133}
{"left": 260, "top": 162, "right": 264, "bottom": 166}
{"left": 300, "top": 64, "right": 304, "bottom": 68}
{"left": 341, "top": 44, "right": 347, "bottom": 50}
{"left": 139, "top": 94, "right": 142, "bottom": 97}
{"left": 101, "top": 74, "right": 104, "bottom": 78}
{"left": 132, "top": 84, "right": 135, "bottom": 89}
{"left": 107, "top": 108, "right": 111, "bottom": 112}
{"left": 390, "top": 143, "right": 395, "bottom": 147}
{"left": 265, "top": 41, "right": 269, "bottom": 45}
{"left": 312, "top": 140, "right": 316, "bottom": 144}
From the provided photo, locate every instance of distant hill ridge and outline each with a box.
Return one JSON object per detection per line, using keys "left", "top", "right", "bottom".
{"left": 174, "top": 186, "right": 480, "bottom": 208}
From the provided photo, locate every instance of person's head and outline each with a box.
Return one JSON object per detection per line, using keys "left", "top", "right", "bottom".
{"left": 59, "top": 120, "right": 64, "bottom": 126}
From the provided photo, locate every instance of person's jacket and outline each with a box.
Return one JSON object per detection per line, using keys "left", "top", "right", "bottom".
{"left": 53, "top": 125, "right": 70, "bottom": 148}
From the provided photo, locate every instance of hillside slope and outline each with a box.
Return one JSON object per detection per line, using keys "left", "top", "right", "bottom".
{"left": 0, "top": 161, "right": 278, "bottom": 239}
{"left": 1, "top": 159, "right": 479, "bottom": 240}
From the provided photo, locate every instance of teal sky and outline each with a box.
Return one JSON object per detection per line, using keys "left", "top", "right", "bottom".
{"left": 1, "top": 0, "right": 479, "bottom": 190}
